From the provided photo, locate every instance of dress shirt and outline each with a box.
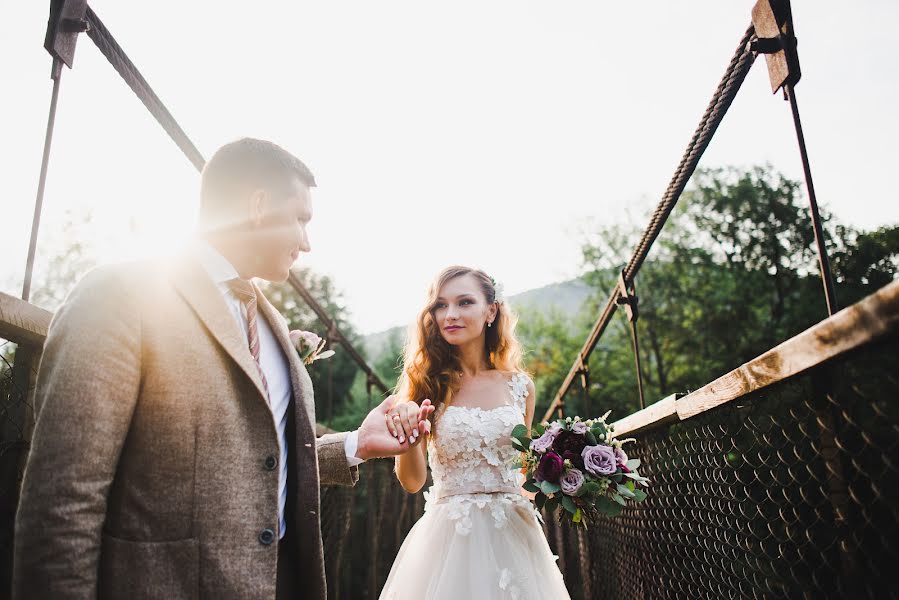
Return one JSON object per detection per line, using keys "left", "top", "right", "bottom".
{"left": 193, "top": 241, "right": 362, "bottom": 538}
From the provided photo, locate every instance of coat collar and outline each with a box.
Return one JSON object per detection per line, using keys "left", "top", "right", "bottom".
{"left": 169, "top": 244, "right": 316, "bottom": 439}
{"left": 168, "top": 255, "right": 270, "bottom": 403}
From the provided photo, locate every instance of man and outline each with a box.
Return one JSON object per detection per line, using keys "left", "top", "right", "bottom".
{"left": 13, "top": 138, "right": 431, "bottom": 599}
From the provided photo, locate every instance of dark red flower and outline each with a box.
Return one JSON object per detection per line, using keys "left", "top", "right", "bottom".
{"left": 561, "top": 450, "right": 585, "bottom": 469}
{"left": 553, "top": 430, "right": 588, "bottom": 457}
{"left": 535, "top": 451, "right": 564, "bottom": 483}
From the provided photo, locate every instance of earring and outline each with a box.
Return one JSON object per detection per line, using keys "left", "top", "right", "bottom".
{"left": 487, "top": 321, "right": 493, "bottom": 328}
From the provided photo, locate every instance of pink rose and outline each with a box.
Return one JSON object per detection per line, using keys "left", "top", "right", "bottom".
{"left": 290, "top": 330, "right": 322, "bottom": 350}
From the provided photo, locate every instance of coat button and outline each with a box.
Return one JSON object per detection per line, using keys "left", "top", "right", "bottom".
{"left": 259, "top": 528, "right": 276, "bottom": 545}
{"left": 264, "top": 455, "right": 277, "bottom": 471}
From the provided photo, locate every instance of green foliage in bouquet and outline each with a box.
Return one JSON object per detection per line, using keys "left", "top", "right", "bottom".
{"left": 511, "top": 413, "right": 648, "bottom": 526}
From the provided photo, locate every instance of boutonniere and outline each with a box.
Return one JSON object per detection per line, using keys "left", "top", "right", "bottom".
{"left": 289, "top": 330, "right": 336, "bottom": 365}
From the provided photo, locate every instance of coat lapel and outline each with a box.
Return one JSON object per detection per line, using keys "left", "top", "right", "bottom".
{"left": 255, "top": 286, "right": 317, "bottom": 440}
{"left": 169, "top": 258, "right": 269, "bottom": 403}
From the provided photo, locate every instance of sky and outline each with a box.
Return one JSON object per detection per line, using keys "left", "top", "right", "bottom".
{"left": 2, "top": 1, "right": 897, "bottom": 334}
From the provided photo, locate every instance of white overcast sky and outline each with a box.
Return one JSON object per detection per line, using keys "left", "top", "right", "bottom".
{"left": 2, "top": 1, "right": 897, "bottom": 334}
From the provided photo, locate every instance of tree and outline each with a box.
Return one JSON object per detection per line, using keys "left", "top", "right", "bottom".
{"left": 262, "top": 271, "right": 365, "bottom": 427}
{"left": 21, "top": 210, "right": 98, "bottom": 313}
{"left": 573, "top": 165, "right": 898, "bottom": 416}
{"left": 515, "top": 305, "right": 593, "bottom": 419}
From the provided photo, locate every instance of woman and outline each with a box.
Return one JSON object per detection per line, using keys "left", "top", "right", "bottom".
{"left": 379, "top": 266, "right": 570, "bottom": 599}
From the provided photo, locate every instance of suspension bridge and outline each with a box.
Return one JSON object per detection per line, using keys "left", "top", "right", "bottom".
{"left": 2, "top": 1, "right": 897, "bottom": 598}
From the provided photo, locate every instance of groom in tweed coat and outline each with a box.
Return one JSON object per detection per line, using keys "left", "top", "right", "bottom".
{"left": 13, "top": 138, "right": 430, "bottom": 599}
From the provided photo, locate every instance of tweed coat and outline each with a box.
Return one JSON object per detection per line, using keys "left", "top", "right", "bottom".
{"left": 13, "top": 256, "right": 358, "bottom": 599}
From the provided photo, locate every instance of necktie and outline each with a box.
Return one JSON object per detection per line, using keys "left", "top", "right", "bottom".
{"left": 227, "top": 278, "right": 270, "bottom": 398}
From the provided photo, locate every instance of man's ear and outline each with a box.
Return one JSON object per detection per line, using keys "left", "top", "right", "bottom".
{"left": 248, "top": 189, "right": 266, "bottom": 227}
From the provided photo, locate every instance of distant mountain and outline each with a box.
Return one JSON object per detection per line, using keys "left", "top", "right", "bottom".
{"left": 361, "top": 277, "right": 593, "bottom": 362}
{"left": 507, "top": 277, "right": 592, "bottom": 317}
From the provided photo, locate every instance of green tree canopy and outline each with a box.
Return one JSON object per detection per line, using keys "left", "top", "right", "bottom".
{"left": 520, "top": 165, "right": 898, "bottom": 422}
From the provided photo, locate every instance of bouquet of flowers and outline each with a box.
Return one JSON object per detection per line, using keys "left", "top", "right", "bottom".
{"left": 511, "top": 412, "right": 648, "bottom": 526}
{"left": 289, "top": 330, "right": 336, "bottom": 365}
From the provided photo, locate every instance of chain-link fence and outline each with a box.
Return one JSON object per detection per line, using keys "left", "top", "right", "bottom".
{"left": 541, "top": 334, "right": 898, "bottom": 599}
{"left": 321, "top": 459, "right": 426, "bottom": 600}
{"left": 0, "top": 339, "right": 37, "bottom": 594}
{"left": 4, "top": 329, "right": 895, "bottom": 599}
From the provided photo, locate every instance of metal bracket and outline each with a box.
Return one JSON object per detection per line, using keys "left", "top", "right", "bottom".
{"left": 577, "top": 356, "right": 591, "bottom": 417}
{"left": 615, "top": 271, "right": 639, "bottom": 323}
{"left": 326, "top": 324, "right": 341, "bottom": 346}
{"left": 751, "top": 0, "right": 801, "bottom": 93}
{"left": 44, "top": 0, "right": 89, "bottom": 69}
{"left": 616, "top": 271, "right": 646, "bottom": 410}
{"left": 61, "top": 17, "right": 91, "bottom": 33}
{"left": 365, "top": 376, "right": 375, "bottom": 407}
{"left": 577, "top": 357, "right": 589, "bottom": 387}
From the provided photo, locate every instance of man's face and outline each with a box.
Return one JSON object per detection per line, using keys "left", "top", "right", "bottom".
{"left": 248, "top": 177, "right": 312, "bottom": 282}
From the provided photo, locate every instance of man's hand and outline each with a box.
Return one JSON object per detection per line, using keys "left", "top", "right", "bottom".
{"left": 356, "top": 395, "right": 434, "bottom": 460}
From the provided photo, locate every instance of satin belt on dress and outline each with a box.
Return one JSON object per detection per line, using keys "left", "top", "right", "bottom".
{"left": 430, "top": 483, "right": 522, "bottom": 503}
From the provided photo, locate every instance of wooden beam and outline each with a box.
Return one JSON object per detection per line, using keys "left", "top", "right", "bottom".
{"left": 610, "top": 280, "right": 899, "bottom": 435}
{"left": 611, "top": 394, "right": 679, "bottom": 437}
{"left": 0, "top": 292, "right": 52, "bottom": 347}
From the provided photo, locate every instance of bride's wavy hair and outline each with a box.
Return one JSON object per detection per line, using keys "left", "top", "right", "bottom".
{"left": 396, "top": 266, "right": 524, "bottom": 425}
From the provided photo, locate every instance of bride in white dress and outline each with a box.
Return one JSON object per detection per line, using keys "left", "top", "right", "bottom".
{"left": 379, "top": 266, "right": 570, "bottom": 600}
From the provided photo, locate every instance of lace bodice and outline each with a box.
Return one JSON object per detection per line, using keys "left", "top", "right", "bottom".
{"left": 423, "top": 373, "right": 534, "bottom": 534}
{"left": 382, "top": 372, "right": 569, "bottom": 600}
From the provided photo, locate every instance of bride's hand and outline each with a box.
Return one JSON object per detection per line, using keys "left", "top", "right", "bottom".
{"left": 386, "top": 398, "right": 433, "bottom": 445}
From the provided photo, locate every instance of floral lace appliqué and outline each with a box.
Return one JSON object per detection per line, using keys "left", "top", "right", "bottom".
{"left": 424, "top": 373, "right": 538, "bottom": 534}
{"left": 498, "top": 568, "right": 523, "bottom": 600}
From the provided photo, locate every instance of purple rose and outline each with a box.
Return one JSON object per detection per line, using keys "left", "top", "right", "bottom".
{"left": 571, "top": 421, "right": 588, "bottom": 435}
{"left": 530, "top": 423, "right": 563, "bottom": 453}
{"left": 530, "top": 428, "right": 558, "bottom": 454}
{"left": 560, "top": 468, "right": 585, "bottom": 496}
{"left": 535, "top": 452, "right": 564, "bottom": 483}
{"left": 582, "top": 444, "right": 618, "bottom": 476}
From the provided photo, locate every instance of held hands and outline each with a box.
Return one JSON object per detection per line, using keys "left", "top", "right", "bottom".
{"left": 385, "top": 397, "right": 433, "bottom": 444}
{"left": 355, "top": 395, "right": 434, "bottom": 460}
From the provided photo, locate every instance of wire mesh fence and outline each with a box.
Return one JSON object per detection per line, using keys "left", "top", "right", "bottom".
{"left": 541, "top": 334, "right": 898, "bottom": 599}
{"left": 321, "top": 458, "right": 426, "bottom": 600}
{"left": 0, "top": 339, "right": 36, "bottom": 595}
{"left": 2, "top": 305, "right": 895, "bottom": 599}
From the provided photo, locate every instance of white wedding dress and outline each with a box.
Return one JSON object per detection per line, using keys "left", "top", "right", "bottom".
{"left": 380, "top": 373, "right": 571, "bottom": 600}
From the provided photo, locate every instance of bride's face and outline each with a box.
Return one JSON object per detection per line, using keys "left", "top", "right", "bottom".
{"left": 433, "top": 274, "right": 497, "bottom": 346}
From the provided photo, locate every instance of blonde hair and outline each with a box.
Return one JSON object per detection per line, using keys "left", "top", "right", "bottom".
{"left": 396, "top": 266, "right": 524, "bottom": 424}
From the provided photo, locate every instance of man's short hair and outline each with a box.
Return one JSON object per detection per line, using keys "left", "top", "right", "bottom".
{"left": 200, "top": 138, "right": 315, "bottom": 218}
